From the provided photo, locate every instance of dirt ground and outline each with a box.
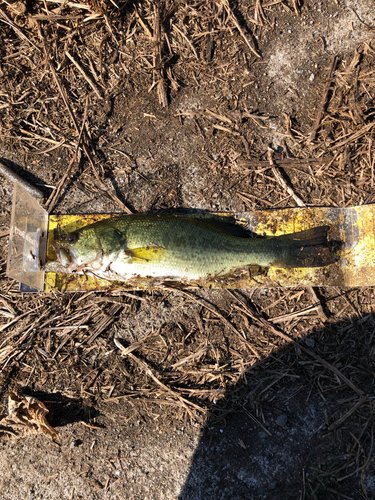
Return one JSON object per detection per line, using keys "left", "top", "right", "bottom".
{"left": 1, "top": 0, "right": 375, "bottom": 499}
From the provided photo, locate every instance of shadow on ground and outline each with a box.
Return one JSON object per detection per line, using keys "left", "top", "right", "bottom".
{"left": 21, "top": 391, "right": 100, "bottom": 429}
{"left": 179, "top": 309, "right": 375, "bottom": 500}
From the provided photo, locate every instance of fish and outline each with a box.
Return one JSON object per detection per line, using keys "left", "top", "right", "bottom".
{"left": 44, "top": 214, "right": 335, "bottom": 282}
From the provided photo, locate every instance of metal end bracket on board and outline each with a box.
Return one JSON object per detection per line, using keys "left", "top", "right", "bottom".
{"left": 6, "top": 183, "right": 48, "bottom": 292}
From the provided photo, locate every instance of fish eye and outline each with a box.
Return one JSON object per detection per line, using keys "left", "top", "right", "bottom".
{"left": 67, "top": 232, "right": 79, "bottom": 243}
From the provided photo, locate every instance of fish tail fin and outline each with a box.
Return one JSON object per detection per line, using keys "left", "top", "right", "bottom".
{"left": 273, "top": 226, "right": 335, "bottom": 268}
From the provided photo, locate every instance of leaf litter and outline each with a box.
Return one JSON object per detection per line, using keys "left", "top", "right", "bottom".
{"left": 0, "top": 389, "right": 61, "bottom": 445}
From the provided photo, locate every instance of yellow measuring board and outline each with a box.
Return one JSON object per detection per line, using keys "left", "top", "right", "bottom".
{"left": 44, "top": 205, "right": 375, "bottom": 292}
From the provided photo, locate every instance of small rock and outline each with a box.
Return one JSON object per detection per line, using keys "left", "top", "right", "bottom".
{"left": 305, "top": 338, "right": 315, "bottom": 348}
{"left": 276, "top": 414, "right": 288, "bottom": 427}
{"left": 309, "top": 73, "right": 315, "bottom": 81}
{"left": 269, "top": 480, "right": 277, "bottom": 490}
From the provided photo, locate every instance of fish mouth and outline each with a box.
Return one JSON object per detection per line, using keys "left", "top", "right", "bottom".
{"left": 58, "top": 247, "right": 73, "bottom": 266}
{"left": 52, "top": 227, "right": 73, "bottom": 265}
{"left": 52, "top": 242, "right": 78, "bottom": 266}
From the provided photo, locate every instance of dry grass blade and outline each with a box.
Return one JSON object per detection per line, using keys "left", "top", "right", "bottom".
{"left": 171, "top": 346, "right": 210, "bottom": 369}
{"left": 173, "top": 25, "right": 199, "bottom": 61}
{"left": 0, "top": 8, "right": 40, "bottom": 51}
{"left": 16, "top": 129, "right": 72, "bottom": 148}
{"left": 152, "top": 6, "right": 167, "bottom": 108}
{"left": 113, "top": 340, "right": 146, "bottom": 356}
{"left": 41, "top": 35, "right": 101, "bottom": 182}
{"left": 307, "top": 56, "right": 338, "bottom": 143}
{"left": 204, "top": 109, "right": 233, "bottom": 124}
{"left": 239, "top": 403, "right": 271, "bottom": 436}
{"left": 0, "top": 305, "right": 43, "bottom": 334}
{"left": 46, "top": 97, "right": 89, "bottom": 212}
{"left": 41, "top": 34, "right": 133, "bottom": 213}
{"left": 267, "top": 148, "right": 305, "bottom": 206}
{"left": 114, "top": 339, "right": 204, "bottom": 419}
{"left": 268, "top": 304, "right": 322, "bottom": 324}
{"left": 220, "top": 0, "right": 261, "bottom": 58}
{"left": 166, "top": 288, "right": 261, "bottom": 359}
{"left": 292, "top": 0, "right": 301, "bottom": 15}
{"left": 227, "top": 290, "right": 365, "bottom": 398}
{"left": 328, "top": 397, "right": 368, "bottom": 431}
{"left": 85, "top": 303, "right": 123, "bottom": 344}
{"left": 237, "top": 191, "right": 274, "bottom": 207}
{"left": 65, "top": 51, "right": 103, "bottom": 100}
{"left": 27, "top": 139, "right": 66, "bottom": 155}
{"left": 331, "top": 121, "right": 375, "bottom": 150}
{"left": 212, "top": 124, "right": 241, "bottom": 136}
{"left": 42, "top": 39, "right": 79, "bottom": 133}
{"left": 306, "top": 286, "right": 328, "bottom": 322}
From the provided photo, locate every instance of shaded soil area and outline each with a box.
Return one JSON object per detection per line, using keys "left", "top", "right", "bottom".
{"left": 1, "top": 1, "right": 375, "bottom": 499}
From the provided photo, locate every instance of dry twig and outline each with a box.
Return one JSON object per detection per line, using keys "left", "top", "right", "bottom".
{"left": 307, "top": 56, "right": 338, "bottom": 143}
{"left": 267, "top": 148, "right": 305, "bottom": 206}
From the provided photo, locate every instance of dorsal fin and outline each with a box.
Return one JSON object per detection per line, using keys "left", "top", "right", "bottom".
{"left": 186, "top": 217, "right": 254, "bottom": 238}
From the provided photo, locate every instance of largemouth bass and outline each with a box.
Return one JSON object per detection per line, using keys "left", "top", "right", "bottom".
{"left": 45, "top": 214, "right": 335, "bottom": 281}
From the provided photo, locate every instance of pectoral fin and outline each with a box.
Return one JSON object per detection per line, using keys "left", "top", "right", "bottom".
{"left": 119, "top": 245, "right": 165, "bottom": 263}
